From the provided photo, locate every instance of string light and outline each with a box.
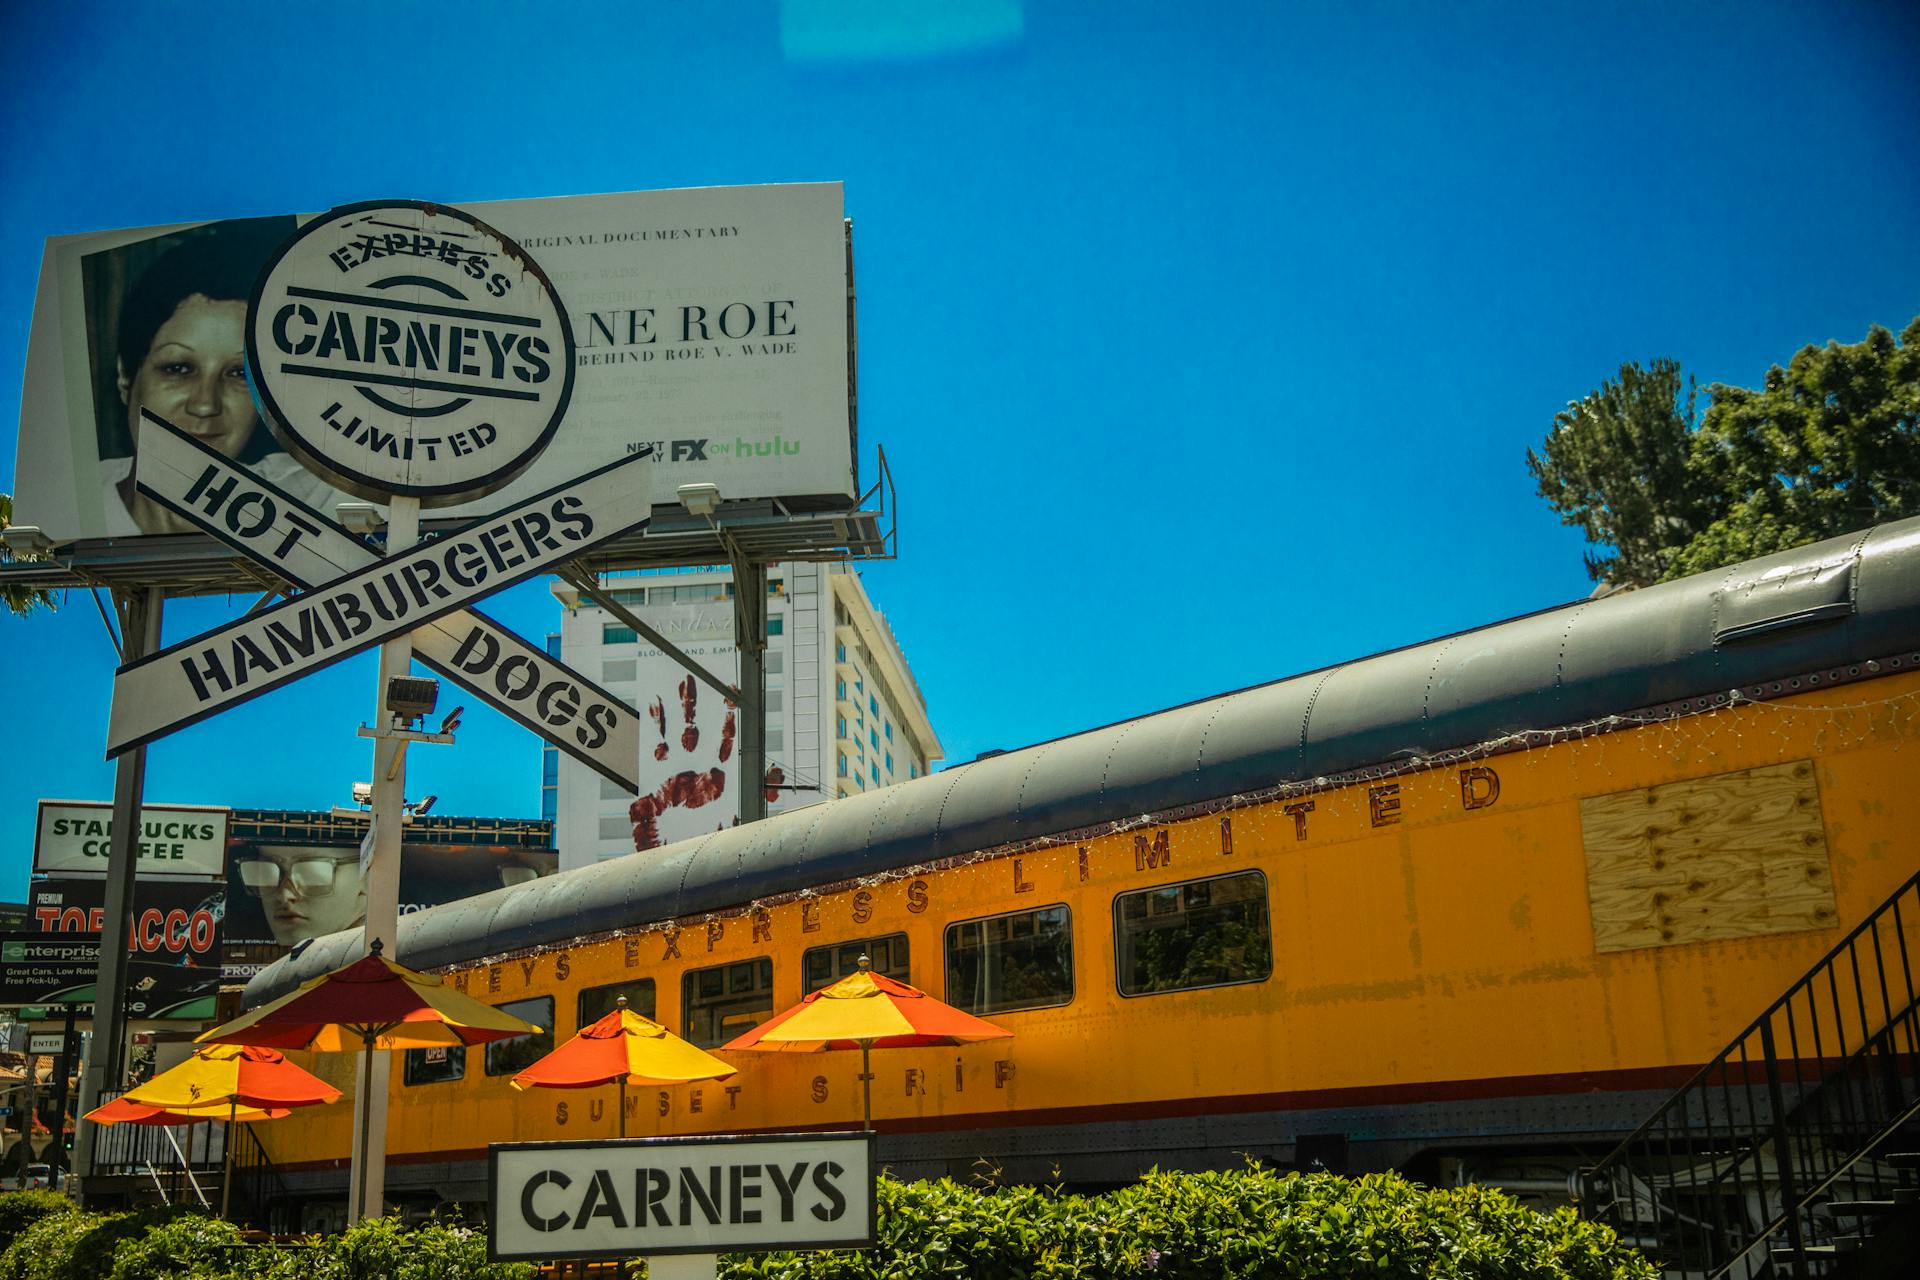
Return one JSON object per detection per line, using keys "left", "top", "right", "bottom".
{"left": 430, "top": 653, "right": 1920, "bottom": 976}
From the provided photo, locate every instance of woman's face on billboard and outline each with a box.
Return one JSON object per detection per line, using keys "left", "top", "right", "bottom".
{"left": 237, "top": 847, "right": 368, "bottom": 947}
{"left": 119, "top": 293, "right": 258, "bottom": 460}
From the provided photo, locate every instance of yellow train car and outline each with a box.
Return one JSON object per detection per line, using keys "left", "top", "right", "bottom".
{"left": 247, "top": 519, "right": 1920, "bottom": 1224}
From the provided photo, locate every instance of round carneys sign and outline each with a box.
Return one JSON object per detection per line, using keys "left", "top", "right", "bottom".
{"left": 247, "top": 200, "right": 575, "bottom": 506}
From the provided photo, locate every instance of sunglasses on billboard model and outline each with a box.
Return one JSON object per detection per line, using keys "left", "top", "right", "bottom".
{"left": 234, "top": 855, "right": 358, "bottom": 897}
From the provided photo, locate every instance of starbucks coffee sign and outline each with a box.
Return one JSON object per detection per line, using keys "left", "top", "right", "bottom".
{"left": 248, "top": 200, "right": 576, "bottom": 505}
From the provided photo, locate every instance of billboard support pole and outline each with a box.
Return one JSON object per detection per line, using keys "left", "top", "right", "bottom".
{"left": 728, "top": 548, "right": 768, "bottom": 825}
{"left": 71, "top": 584, "right": 164, "bottom": 1208}
{"left": 349, "top": 495, "right": 419, "bottom": 1223}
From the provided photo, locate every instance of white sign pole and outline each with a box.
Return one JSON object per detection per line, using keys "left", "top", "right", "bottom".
{"left": 347, "top": 494, "right": 418, "bottom": 1223}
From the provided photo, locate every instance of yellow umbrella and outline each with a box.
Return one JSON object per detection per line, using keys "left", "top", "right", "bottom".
{"left": 511, "top": 996, "right": 735, "bottom": 1136}
{"left": 724, "top": 956, "right": 1011, "bottom": 1129}
{"left": 89, "top": 1044, "right": 341, "bottom": 1217}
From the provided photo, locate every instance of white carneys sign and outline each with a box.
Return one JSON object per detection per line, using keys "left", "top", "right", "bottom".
{"left": 34, "top": 800, "right": 229, "bottom": 878}
{"left": 106, "top": 434, "right": 653, "bottom": 756}
{"left": 130, "top": 414, "right": 644, "bottom": 790}
{"left": 489, "top": 1133, "right": 874, "bottom": 1265}
{"left": 248, "top": 201, "right": 576, "bottom": 506}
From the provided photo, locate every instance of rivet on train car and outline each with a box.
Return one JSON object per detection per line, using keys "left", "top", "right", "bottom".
{"left": 801, "top": 900, "right": 821, "bottom": 932}
{"left": 661, "top": 928, "right": 682, "bottom": 960}
{"left": 851, "top": 890, "right": 874, "bottom": 925}
{"left": 706, "top": 920, "right": 725, "bottom": 951}
{"left": 1460, "top": 766, "right": 1501, "bottom": 811}
{"left": 1013, "top": 859, "right": 1034, "bottom": 893}
{"left": 1283, "top": 801, "right": 1314, "bottom": 840}
{"left": 1368, "top": 784, "right": 1401, "bottom": 827}
{"left": 811, "top": 1076, "right": 829, "bottom": 1104}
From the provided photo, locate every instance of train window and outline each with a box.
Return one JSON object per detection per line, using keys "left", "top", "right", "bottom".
{"left": 483, "top": 996, "right": 555, "bottom": 1077}
{"left": 402, "top": 1043, "right": 464, "bottom": 1086}
{"left": 1113, "top": 870, "right": 1273, "bottom": 997}
{"left": 578, "top": 979, "right": 657, "bottom": 1030}
{"left": 944, "top": 905, "right": 1073, "bottom": 1015}
{"left": 803, "top": 934, "right": 910, "bottom": 993}
{"left": 683, "top": 958, "right": 774, "bottom": 1048}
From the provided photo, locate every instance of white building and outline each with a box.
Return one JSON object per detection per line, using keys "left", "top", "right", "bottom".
{"left": 545, "top": 562, "right": 942, "bottom": 871}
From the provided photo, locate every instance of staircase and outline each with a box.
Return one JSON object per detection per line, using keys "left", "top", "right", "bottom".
{"left": 1581, "top": 870, "right": 1920, "bottom": 1278}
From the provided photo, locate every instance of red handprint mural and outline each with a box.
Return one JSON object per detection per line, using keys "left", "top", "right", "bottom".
{"left": 630, "top": 676, "right": 784, "bottom": 852}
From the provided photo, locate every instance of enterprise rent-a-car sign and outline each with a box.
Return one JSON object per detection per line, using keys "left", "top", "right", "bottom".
{"left": 489, "top": 1133, "right": 873, "bottom": 1262}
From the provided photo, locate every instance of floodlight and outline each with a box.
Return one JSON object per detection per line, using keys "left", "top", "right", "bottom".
{"left": 0, "top": 525, "right": 55, "bottom": 557}
{"left": 386, "top": 675, "right": 439, "bottom": 722}
{"left": 350, "top": 782, "right": 373, "bottom": 806}
{"left": 677, "top": 482, "right": 721, "bottom": 517}
{"left": 336, "top": 503, "right": 382, "bottom": 535}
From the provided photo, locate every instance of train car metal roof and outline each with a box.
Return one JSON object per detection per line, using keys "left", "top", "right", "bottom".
{"left": 249, "top": 517, "right": 1920, "bottom": 1003}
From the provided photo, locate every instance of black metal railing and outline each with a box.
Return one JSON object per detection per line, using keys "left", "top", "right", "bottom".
{"left": 1581, "top": 869, "right": 1920, "bottom": 1278}
{"left": 225, "top": 1121, "right": 296, "bottom": 1234}
{"left": 87, "top": 1095, "right": 222, "bottom": 1209}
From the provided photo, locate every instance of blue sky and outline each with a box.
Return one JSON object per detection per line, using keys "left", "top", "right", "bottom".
{"left": 2, "top": 1, "right": 1916, "bottom": 887}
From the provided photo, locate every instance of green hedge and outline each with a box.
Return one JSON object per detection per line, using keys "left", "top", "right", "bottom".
{"left": 0, "top": 1169, "right": 1655, "bottom": 1280}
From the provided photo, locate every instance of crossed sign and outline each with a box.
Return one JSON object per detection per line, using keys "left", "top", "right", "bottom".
{"left": 106, "top": 410, "right": 653, "bottom": 793}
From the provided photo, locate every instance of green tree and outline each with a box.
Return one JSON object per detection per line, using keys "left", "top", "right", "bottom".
{"left": 1526, "top": 358, "right": 1714, "bottom": 587}
{"left": 1531, "top": 319, "right": 1920, "bottom": 587}
{"left": 1670, "top": 317, "right": 1920, "bottom": 577}
{"left": 0, "top": 494, "right": 57, "bottom": 617}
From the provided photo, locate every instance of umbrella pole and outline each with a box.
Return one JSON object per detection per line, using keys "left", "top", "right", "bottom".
{"left": 355, "top": 1034, "right": 376, "bottom": 1220}
{"left": 618, "top": 1077, "right": 626, "bottom": 1139}
{"left": 861, "top": 1040, "right": 873, "bottom": 1132}
{"left": 220, "top": 1097, "right": 234, "bottom": 1219}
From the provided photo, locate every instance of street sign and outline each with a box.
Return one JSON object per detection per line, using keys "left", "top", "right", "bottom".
{"left": 249, "top": 200, "right": 577, "bottom": 507}
{"left": 28, "top": 1034, "right": 67, "bottom": 1055}
{"left": 488, "top": 1132, "right": 875, "bottom": 1264}
{"left": 107, "top": 436, "right": 654, "bottom": 756}
{"left": 33, "top": 800, "right": 229, "bottom": 879}
{"left": 130, "top": 415, "right": 643, "bottom": 788}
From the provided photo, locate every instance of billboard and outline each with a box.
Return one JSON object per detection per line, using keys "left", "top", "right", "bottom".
{"left": 0, "top": 913, "right": 222, "bottom": 1020}
{"left": 33, "top": 800, "right": 228, "bottom": 879}
{"left": 14, "top": 183, "right": 854, "bottom": 546}
{"left": 625, "top": 602, "right": 797, "bottom": 851}
{"left": 222, "top": 835, "right": 557, "bottom": 953}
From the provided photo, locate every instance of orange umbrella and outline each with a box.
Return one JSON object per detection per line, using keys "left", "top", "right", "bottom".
{"left": 723, "top": 955, "right": 1011, "bottom": 1129}
{"left": 87, "top": 1096, "right": 290, "bottom": 1125}
{"left": 511, "top": 996, "right": 735, "bottom": 1137}
{"left": 196, "top": 940, "right": 539, "bottom": 1217}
